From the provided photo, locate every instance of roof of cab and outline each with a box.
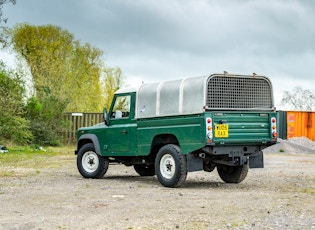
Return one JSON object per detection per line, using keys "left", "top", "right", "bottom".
{"left": 114, "top": 87, "right": 138, "bottom": 94}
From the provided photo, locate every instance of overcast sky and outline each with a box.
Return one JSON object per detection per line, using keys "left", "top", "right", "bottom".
{"left": 1, "top": 0, "right": 315, "bottom": 108}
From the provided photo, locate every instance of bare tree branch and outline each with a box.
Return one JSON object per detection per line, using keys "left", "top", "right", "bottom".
{"left": 0, "top": 0, "right": 16, "bottom": 46}
{"left": 281, "top": 86, "right": 315, "bottom": 111}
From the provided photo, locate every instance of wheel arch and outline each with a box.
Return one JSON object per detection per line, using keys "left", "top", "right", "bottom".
{"left": 150, "top": 134, "right": 180, "bottom": 156}
{"left": 77, "top": 134, "right": 101, "bottom": 155}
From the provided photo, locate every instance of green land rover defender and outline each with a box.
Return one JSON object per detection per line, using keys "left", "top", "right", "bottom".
{"left": 75, "top": 73, "right": 277, "bottom": 187}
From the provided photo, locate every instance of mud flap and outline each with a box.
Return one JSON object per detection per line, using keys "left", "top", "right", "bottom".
{"left": 186, "top": 153, "right": 203, "bottom": 172}
{"left": 249, "top": 152, "right": 264, "bottom": 168}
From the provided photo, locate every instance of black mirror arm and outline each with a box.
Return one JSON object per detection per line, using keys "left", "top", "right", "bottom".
{"left": 103, "top": 109, "right": 109, "bottom": 126}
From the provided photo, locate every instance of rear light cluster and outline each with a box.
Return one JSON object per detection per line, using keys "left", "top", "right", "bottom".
{"left": 271, "top": 117, "right": 277, "bottom": 139}
{"left": 206, "top": 117, "right": 213, "bottom": 143}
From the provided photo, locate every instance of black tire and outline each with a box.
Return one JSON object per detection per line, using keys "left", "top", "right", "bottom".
{"left": 217, "top": 164, "right": 249, "bottom": 183}
{"left": 155, "top": 144, "right": 187, "bottom": 188}
{"left": 203, "top": 161, "right": 216, "bottom": 172}
{"left": 134, "top": 164, "right": 156, "bottom": 176}
{"left": 77, "top": 143, "right": 109, "bottom": 179}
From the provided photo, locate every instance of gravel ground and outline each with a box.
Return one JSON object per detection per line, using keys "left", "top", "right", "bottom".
{"left": 263, "top": 137, "right": 315, "bottom": 154}
{"left": 0, "top": 138, "right": 314, "bottom": 230}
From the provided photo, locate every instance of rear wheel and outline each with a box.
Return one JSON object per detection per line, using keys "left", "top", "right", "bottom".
{"left": 203, "top": 161, "right": 216, "bottom": 172}
{"left": 217, "top": 164, "right": 249, "bottom": 183}
{"left": 134, "top": 164, "right": 155, "bottom": 176}
{"left": 77, "top": 143, "right": 109, "bottom": 179}
{"left": 155, "top": 144, "right": 187, "bottom": 188}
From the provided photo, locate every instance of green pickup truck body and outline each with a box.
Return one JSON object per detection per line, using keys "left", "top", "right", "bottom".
{"left": 75, "top": 73, "right": 277, "bottom": 187}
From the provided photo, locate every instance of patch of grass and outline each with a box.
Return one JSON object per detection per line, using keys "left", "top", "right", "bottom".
{"left": 279, "top": 183, "right": 315, "bottom": 196}
{"left": 302, "top": 187, "right": 315, "bottom": 195}
{"left": 0, "top": 145, "right": 75, "bottom": 177}
{"left": 179, "top": 219, "right": 250, "bottom": 230}
{"left": 137, "top": 184, "right": 147, "bottom": 188}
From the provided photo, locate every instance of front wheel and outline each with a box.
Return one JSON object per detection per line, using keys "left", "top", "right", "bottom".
{"left": 155, "top": 144, "right": 187, "bottom": 188}
{"left": 217, "top": 164, "right": 249, "bottom": 183}
{"left": 77, "top": 143, "right": 109, "bottom": 179}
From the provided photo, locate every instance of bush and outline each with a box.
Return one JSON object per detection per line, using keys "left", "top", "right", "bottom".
{"left": 0, "top": 61, "right": 33, "bottom": 145}
{"left": 0, "top": 116, "right": 33, "bottom": 144}
{"left": 29, "top": 119, "right": 60, "bottom": 146}
{"left": 25, "top": 95, "right": 69, "bottom": 146}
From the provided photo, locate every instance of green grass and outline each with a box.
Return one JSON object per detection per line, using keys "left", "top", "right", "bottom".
{"left": 0, "top": 145, "right": 75, "bottom": 177}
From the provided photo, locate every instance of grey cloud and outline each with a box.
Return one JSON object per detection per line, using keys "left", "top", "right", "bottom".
{"left": 3, "top": 0, "right": 315, "bottom": 89}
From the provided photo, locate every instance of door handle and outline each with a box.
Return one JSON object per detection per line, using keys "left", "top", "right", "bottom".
{"left": 121, "top": 129, "right": 127, "bottom": 135}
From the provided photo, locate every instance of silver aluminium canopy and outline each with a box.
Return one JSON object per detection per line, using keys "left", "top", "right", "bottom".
{"left": 130, "top": 74, "right": 274, "bottom": 119}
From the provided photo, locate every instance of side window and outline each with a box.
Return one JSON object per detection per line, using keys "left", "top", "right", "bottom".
{"left": 110, "top": 95, "right": 131, "bottom": 119}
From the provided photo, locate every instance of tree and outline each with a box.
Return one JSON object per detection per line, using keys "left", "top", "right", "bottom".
{"left": 7, "top": 23, "right": 126, "bottom": 145}
{"left": 102, "top": 67, "right": 125, "bottom": 110}
{"left": 0, "top": 61, "right": 32, "bottom": 144}
{"left": 10, "top": 24, "right": 74, "bottom": 100}
{"left": 65, "top": 42, "right": 104, "bottom": 112}
{"left": 0, "top": 0, "right": 16, "bottom": 46}
{"left": 9, "top": 23, "right": 104, "bottom": 112}
{"left": 281, "top": 87, "right": 315, "bottom": 111}
{"left": 8, "top": 23, "right": 107, "bottom": 145}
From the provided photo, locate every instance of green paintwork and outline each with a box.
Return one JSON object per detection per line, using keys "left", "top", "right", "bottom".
{"left": 137, "top": 115, "right": 205, "bottom": 155}
{"left": 211, "top": 112, "right": 277, "bottom": 145}
{"left": 77, "top": 91, "right": 276, "bottom": 157}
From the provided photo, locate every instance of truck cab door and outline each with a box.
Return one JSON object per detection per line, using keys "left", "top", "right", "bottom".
{"left": 106, "top": 94, "right": 136, "bottom": 154}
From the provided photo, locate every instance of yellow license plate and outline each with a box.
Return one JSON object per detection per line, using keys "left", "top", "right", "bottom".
{"left": 215, "top": 124, "right": 229, "bottom": 138}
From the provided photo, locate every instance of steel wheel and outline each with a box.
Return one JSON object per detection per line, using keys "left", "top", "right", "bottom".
{"left": 159, "top": 154, "right": 176, "bottom": 179}
{"left": 82, "top": 151, "right": 100, "bottom": 173}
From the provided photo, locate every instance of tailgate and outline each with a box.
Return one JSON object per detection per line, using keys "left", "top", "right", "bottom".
{"left": 209, "top": 112, "right": 277, "bottom": 145}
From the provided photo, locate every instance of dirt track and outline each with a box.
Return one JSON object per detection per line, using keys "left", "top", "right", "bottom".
{"left": 0, "top": 152, "right": 314, "bottom": 230}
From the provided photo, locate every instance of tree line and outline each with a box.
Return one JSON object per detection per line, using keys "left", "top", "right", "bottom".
{"left": 1, "top": 22, "right": 124, "bottom": 146}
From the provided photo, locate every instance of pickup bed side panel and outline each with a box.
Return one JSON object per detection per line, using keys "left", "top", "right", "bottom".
{"left": 137, "top": 115, "right": 205, "bottom": 155}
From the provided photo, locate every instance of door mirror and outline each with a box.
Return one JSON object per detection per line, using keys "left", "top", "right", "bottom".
{"left": 103, "top": 108, "right": 109, "bottom": 126}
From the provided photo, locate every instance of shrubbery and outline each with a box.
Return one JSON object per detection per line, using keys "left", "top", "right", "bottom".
{"left": 0, "top": 62, "right": 32, "bottom": 145}
{"left": 0, "top": 62, "right": 69, "bottom": 146}
{"left": 25, "top": 94, "right": 69, "bottom": 146}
